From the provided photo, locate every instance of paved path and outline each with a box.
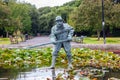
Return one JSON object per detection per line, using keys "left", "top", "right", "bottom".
{"left": 0, "top": 36, "right": 80, "bottom": 48}
{"left": 0, "top": 36, "right": 50, "bottom": 48}
{"left": 0, "top": 36, "right": 120, "bottom": 54}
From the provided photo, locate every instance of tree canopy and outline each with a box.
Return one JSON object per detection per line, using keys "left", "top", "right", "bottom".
{"left": 0, "top": 0, "right": 120, "bottom": 37}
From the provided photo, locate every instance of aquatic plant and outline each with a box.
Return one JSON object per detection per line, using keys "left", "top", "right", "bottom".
{"left": 0, "top": 48, "right": 119, "bottom": 71}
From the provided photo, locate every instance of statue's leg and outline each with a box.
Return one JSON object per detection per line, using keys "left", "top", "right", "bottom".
{"left": 50, "top": 43, "right": 61, "bottom": 69}
{"left": 63, "top": 42, "right": 73, "bottom": 69}
{"left": 50, "top": 51, "right": 58, "bottom": 69}
{"left": 66, "top": 50, "right": 73, "bottom": 69}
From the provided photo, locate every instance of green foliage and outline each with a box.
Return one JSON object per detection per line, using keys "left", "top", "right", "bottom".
{"left": 0, "top": 37, "right": 120, "bottom": 44}
{"left": 0, "top": 2, "right": 10, "bottom": 19}
{"left": 56, "top": 6, "right": 73, "bottom": 22}
{"left": 0, "top": 0, "right": 120, "bottom": 37}
{"left": 37, "top": 1, "right": 81, "bottom": 34}
{"left": 0, "top": 48, "right": 119, "bottom": 71}
{"left": 63, "top": 0, "right": 83, "bottom": 7}
{"left": 72, "top": 48, "right": 120, "bottom": 70}
{"left": 69, "top": 0, "right": 102, "bottom": 34}
{"left": 9, "top": 2, "right": 32, "bottom": 34}
{"left": 0, "top": 48, "right": 52, "bottom": 69}
{"left": 83, "top": 37, "right": 120, "bottom": 44}
{"left": 38, "top": 7, "right": 52, "bottom": 16}
{"left": 38, "top": 7, "right": 57, "bottom": 34}
{"left": 0, "top": 1, "right": 11, "bottom": 30}
{"left": 29, "top": 6, "right": 39, "bottom": 35}
{"left": 0, "top": 1, "right": 32, "bottom": 37}
{"left": 68, "top": 0, "right": 120, "bottom": 37}
{"left": 0, "top": 38, "right": 10, "bottom": 44}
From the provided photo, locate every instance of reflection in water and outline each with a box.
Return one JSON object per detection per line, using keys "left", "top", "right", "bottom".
{"left": 0, "top": 67, "right": 120, "bottom": 80}
{"left": 10, "top": 68, "right": 65, "bottom": 80}
{"left": 52, "top": 69, "right": 56, "bottom": 80}
{"left": 15, "top": 68, "right": 55, "bottom": 80}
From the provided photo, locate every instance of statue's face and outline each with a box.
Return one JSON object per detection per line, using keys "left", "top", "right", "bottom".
{"left": 56, "top": 20, "right": 63, "bottom": 28}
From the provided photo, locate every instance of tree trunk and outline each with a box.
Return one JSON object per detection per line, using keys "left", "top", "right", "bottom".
{"left": 97, "top": 30, "right": 100, "bottom": 41}
{"left": 106, "top": 26, "right": 110, "bottom": 37}
{"left": 14, "top": 31, "right": 19, "bottom": 44}
{"left": 6, "top": 31, "right": 9, "bottom": 38}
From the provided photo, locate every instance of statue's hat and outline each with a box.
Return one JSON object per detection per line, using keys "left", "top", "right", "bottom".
{"left": 55, "top": 16, "right": 63, "bottom": 21}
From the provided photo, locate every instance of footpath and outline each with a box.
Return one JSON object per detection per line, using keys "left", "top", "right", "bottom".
{"left": 0, "top": 36, "right": 82, "bottom": 48}
{"left": 0, "top": 36, "right": 120, "bottom": 54}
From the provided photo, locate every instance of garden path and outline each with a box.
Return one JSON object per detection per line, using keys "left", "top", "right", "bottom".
{"left": 0, "top": 36, "right": 120, "bottom": 54}
{"left": 0, "top": 36, "right": 79, "bottom": 48}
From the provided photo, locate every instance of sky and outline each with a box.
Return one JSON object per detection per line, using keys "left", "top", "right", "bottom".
{"left": 19, "top": 0, "right": 73, "bottom": 8}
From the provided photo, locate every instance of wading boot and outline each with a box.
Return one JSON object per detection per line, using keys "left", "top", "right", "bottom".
{"left": 50, "top": 56, "right": 56, "bottom": 69}
{"left": 67, "top": 56, "right": 73, "bottom": 70}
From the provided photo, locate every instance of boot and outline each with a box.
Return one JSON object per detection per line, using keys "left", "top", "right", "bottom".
{"left": 68, "top": 63, "right": 73, "bottom": 70}
{"left": 67, "top": 56, "right": 73, "bottom": 70}
{"left": 50, "top": 56, "right": 56, "bottom": 69}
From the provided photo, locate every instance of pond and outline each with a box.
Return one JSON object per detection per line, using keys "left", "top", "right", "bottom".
{"left": 0, "top": 48, "right": 120, "bottom": 80}
{"left": 0, "top": 67, "right": 120, "bottom": 80}
{"left": 0, "top": 67, "right": 63, "bottom": 80}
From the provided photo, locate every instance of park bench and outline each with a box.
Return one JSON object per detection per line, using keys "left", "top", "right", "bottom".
{"left": 9, "top": 36, "right": 18, "bottom": 44}
{"left": 73, "top": 35, "right": 86, "bottom": 43}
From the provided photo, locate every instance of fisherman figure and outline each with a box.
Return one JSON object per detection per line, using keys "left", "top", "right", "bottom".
{"left": 50, "top": 16, "right": 74, "bottom": 69}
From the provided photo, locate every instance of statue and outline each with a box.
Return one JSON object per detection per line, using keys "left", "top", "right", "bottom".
{"left": 50, "top": 16, "right": 74, "bottom": 69}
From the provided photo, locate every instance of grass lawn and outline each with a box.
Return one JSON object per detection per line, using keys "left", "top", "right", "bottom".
{"left": 0, "top": 38, "right": 10, "bottom": 44}
{"left": 84, "top": 37, "right": 120, "bottom": 44}
{"left": 0, "top": 37, "right": 120, "bottom": 45}
{"left": 0, "top": 37, "right": 23, "bottom": 44}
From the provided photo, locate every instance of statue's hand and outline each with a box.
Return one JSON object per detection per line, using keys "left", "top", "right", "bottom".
{"left": 67, "top": 36, "right": 72, "bottom": 41}
{"left": 52, "top": 41, "right": 57, "bottom": 45}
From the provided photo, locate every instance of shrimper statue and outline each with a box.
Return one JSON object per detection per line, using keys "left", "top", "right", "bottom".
{"left": 25, "top": 16, "right": 74, "bottom": 70}
{"left": 49, "top": 16, "right": 74, "bottom": 69}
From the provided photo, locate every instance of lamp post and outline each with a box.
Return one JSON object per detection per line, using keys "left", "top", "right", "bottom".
{"left": 102, "top": 0, "right": 106, "bottom": 44}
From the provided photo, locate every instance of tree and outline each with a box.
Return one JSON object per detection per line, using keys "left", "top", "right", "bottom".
{"left": 38, "top": 11, "right": 56, "bottom": 34}
{"left": 0, "top": 0, "right": 11, "bottom": 37}
{"left": 56, "top": 6, "right": 73, "bottom": 22}
{"left": 29, "top": 6, "right": 39, "bottom": 36}
{"left": 69, "top": 0, "right": 120, "bottom": 40}
{"left": 69, "top": 0, "right": 102, "bottom": 40}
{"left": 9, "top": 2, "right": 31, "bottom": 34}
{"left": 38, "top": 7, "right": 56, "bottom": 34}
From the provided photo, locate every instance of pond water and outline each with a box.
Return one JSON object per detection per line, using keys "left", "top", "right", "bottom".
{"left": 0, "top": 67, "right": 120, "bottom": 80}
{"left": 0, "top": 67, "right": 64, "bottom": 80}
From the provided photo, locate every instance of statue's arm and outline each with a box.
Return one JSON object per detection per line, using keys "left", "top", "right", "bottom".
{"left": 50, "top": 27, "right": 56, "bottom": 42}
{"left": 67, "top": 26, "right": 74, "bottom": 40}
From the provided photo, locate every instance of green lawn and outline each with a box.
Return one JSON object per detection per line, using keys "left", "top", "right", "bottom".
{"left": 0, "top": 38, "right": 10, "bottom": 44}
{"left": 84, "top": 37, "right": 120, "bottom": 44}
{"left": 0, "top": 37, "right": 24, "bottom": 44}
{"left": 0, "top": 37, "right": 120, "bottom": 45}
